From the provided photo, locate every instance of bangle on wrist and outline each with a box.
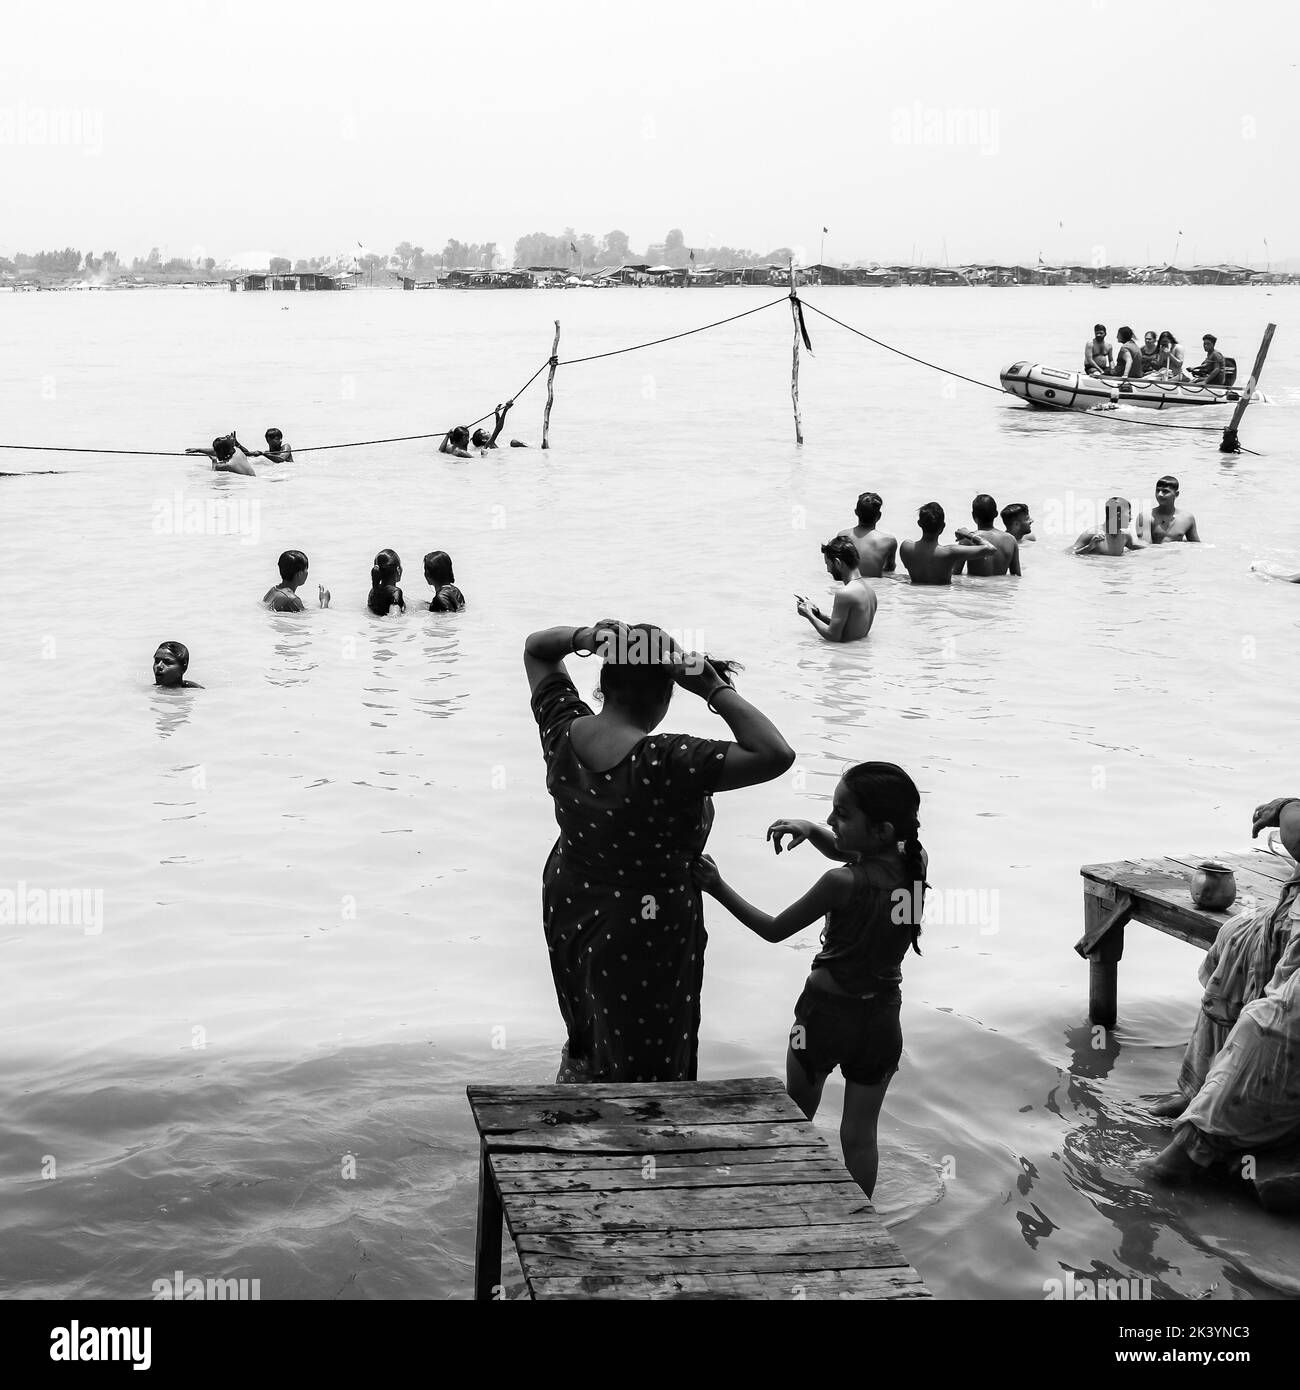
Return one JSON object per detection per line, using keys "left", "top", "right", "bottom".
{"left": 706, "top": 684, "right": 739, "bottom": 715}
{"left": 571, "top": 626, "right": 592, "bottom": 656}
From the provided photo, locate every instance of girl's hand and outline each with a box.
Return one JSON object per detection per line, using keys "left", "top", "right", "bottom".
{"left": 796, "top": 598, "right": 811, "bottom": 618}
{"left": 692, "top": 854, "right": 721, "bottom": 893}
{"left": 767, "top": 819, "right": 810, "bottom": 854}
{"left": 588, "top": 618, "right": 628, "bottom": 657}
{"left": 318, "top": 585, "right": 331, "bottom": 609}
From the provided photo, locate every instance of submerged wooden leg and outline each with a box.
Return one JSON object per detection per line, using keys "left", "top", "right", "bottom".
{"left": 1077, "top": 888, "right": 1132, "bottom": 1030}
{"left": 473, "top": 1142, "right": 503, "bottom": 1301}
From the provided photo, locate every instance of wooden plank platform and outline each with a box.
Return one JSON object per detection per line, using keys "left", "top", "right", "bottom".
{"left": 466, "top": 1077, "right": 931, "bottom": 1300}
{"left": 1077, "top": 849, "right": 1296, "bottom": 1026}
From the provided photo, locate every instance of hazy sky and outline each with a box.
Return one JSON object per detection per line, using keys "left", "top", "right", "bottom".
{"left": 3, "top": 0, "right": 1296, "bottom": 266}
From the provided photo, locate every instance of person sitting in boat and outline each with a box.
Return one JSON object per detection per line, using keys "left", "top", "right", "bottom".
{"left": 899, "top": 503, "right": 997, "bottom": 585}
{"left": 1000, "top": 502, "right": 1035, "bottom": 543}
{"left": 186, "top": 432, "right": 257, "bottom": 475}
{"left": 836, "top": 491, "right": 897, "bottom": 577}
{"left": 1143, "top": 797, "right": 1300, "bottom": 1192}
{"left": 1113, "top": 327, "right": 1143, "bottom": 380}
{"left": 1189, "top": 334, "right": 1226, "bottom": 386}
{"left": 1137, "top": 475, "right": 1200, "bottom": 544}
{"left": 1153, "top": 331, "right": 1187, "bottom": 380}
{"left": 1138, "top": 331, "right": 1161, "bottom": 377}
{"left": 1073, "top": 497, "right": 1146, "bottom": 556}
{"left": 1083, "top": 324, "right": 1113, "bottom": 377}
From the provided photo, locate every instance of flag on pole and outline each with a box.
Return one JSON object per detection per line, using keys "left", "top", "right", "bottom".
{"left": 689, "top": 249, "right": 695, "bottom": 262}
{"left": 569, "top": 242, "right": 578, "bottom": 255}
{"left": 823, "top": 226, "right": 828, "bottom": 234}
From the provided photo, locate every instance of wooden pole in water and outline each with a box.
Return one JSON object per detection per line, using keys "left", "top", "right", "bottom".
{"left": 541, "top": 320, "right": 560, "bottom": 450}
{"left": 788, "top": 259, "right": 803, "bottom": 445}
{"left": 1219, "top": 321, "right": 1275, "bottom": 453}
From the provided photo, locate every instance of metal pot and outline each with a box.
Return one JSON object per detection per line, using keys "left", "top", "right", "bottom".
{"left": 1190, "top": 862, "right": 1237, "bottom": 912}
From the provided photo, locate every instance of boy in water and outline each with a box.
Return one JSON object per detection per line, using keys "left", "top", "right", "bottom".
{"left": 469, "top": 400, "right": 514, "bottom": 451}
{"left": 797, "top": 536, "right": 878, "bottom": 642}
{"left": 1074, "top": 497, "right": 1146, "bottom": 555}
{"left": 255, "top": 428, "right": 293, "bottom": 462}
{"left": 1137, "top": 475, "right": 1200, "bottom": 543}
{"left": 1000, "top": 502, "right": 1035, "bottom": 543}
{"left": 186, "top": 433, "right": 257, "bottom": 476}
{"left": 262, "top": 549, "right": 329, "bottom": 610}
{"left": 951, "top": 494, "right": 1021, "bottom": 576}
{"left": 899, "top": 502, "right": 997, "bottom": 585}
{"left": 152, "top": 641, "right": 203, "bottom": 689}
{"left": 836, "top": 491, "right": 897, "bottom": 577}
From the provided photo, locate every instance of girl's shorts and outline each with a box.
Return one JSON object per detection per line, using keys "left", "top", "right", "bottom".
{"left": 789, "top": 983, "right": 902, "bottom": 1086}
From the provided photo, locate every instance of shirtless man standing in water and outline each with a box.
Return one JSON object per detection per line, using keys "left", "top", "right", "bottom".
{"left": 186, "top": 433, "right": 257, "bottom": 476}
{"left": 797, "top": 537, "right": 878, "bottom": 641}
{"left": 1137, "top": 476, "right": 1200, "bottom": 543}
{"left": 1074, "top": 497, "right": 1146, "bottom": 555}
{"left": 899, "top": 502, "right": 997, "bottom": 585}
{"left": 836, "top": 491, "right": 897, "bottom": 577}
{"left": 951, "top": 494, "right": 1021, "bottom": 576}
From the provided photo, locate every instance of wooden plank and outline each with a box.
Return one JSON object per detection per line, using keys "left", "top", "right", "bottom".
{"left": 483, "top": 1121, "right": 819, "bottom": 1153}
{"left": 489, "top": 1145, "right": 835, "bottom": 1174}
{"left": 505, "top": 1184, "right": 876, "bottom": 1233}
{"left": 523, "top": 1248, "right": 917, "bottom": 1278}
{"left": 495, "top": 1161, "right": 852, "bottom": 1195}
{"left": 516, "top": 1226, "right": 908, "bottom": 1271}
{"left": 1164, "top": 854, "right": 1290, "bottom": 907}
{"left": 1074, "top": 892, "right": 1132, "bottom": 957}
{"left": 468, "top": 1078, "right": 783, "bottom": 1104}
{"left": 528, "top": 1268, "right": 931, "bottom": 1300}
{"left": 474, "top": 1092, "right": 802, "bottom": 1134}
{"left": 473, "top": 1141, "right": 503, "bottom": 1302}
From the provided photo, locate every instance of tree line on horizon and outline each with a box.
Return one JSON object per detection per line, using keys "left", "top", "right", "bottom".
{"left": 2, "top": 229, "right": 800, "bottom": 280}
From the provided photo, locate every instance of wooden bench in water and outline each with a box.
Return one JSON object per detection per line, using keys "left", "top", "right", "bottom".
{"left": 1077, "top": 849, "right": 1295, "bottom": 1026}
{"left": 466, "top": 1076, "right": 930, "bottom": 1300}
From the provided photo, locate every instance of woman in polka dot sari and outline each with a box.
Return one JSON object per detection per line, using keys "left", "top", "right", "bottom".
{"left": 524, "top": 621, "right": 795, "bottom": 1082}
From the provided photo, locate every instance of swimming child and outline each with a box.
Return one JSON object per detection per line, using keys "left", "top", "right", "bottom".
{"left": 256, "top": 427, "right": 293, "bottom": 462}
{"left": 693, "top": 762, "right": 927, "bottom": 1197}
{"left": 368, "top": 549, "right": 406, "bottom": 615}
{"left": 263, "top": 549, "right": 329, "bottom": 610}
{"left": 469, "top": 400, "right": 514, "bottom": 451}
{"left": 185, "top": 433, "right": 257, "bottom": 476}
{"left": 1073, "top": 497, "right": 1146, "bottom": 556}
{"left": 152, "top": 641, "right": 203, "bottom": 689}
{"left": 438, "top": 427, "right": 473, "bottom": 459}
{"left": 423, "top": 550, "right": 466, "bottom": 612}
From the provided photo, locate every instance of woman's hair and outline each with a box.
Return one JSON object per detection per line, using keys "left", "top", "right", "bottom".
{"left": 842, "top": 761, "right": 926, "bottom": 955}
{"left": 423, "top": 550, "right": 454, "bottom": 587}
{"left": 1117, "top": 326, "right": 1134, "bottom": 344}
{"left": 277, "top": 549, "right": 308, "bottom": 583}
{"left": 1144, "top": 330, "right": 1157, "bottom": 342}
{"left": 155, "top": 640, "right": 190, "bottom": 673}
{"left": 368, "top": 549, "right": 404, "bottom": 615}
{"left": 1158, "top": 330, "right": 1178, "bottom": 347}
{"left": 597, "top": 625, "right": 743, "bottom": 721}
{"left": 212, "top": 435, "right": 235, "bottom": 461}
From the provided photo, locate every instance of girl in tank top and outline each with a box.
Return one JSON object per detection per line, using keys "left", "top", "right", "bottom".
{"left": 694, "top": 762, "right": 926, "bottom": 1198}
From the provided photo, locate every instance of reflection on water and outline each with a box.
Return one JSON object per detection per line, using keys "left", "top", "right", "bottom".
{"left": 149, "top": 684, "right": 196, "bottom": 740}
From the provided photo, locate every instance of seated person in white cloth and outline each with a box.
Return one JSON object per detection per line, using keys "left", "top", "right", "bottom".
{"left": 1143, "top": 796, "right": 1300, "bottom": 1183}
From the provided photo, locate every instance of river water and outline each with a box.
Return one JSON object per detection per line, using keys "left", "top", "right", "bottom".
{"left": 2, "top": 283, "right": 1297, "bottom": 1300}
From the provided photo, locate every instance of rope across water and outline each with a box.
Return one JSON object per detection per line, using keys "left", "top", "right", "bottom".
{"left": 0, "top": 291, "right": 1258, "bottom": 457}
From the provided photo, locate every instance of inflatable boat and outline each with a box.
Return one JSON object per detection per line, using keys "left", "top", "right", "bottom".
{"left": 1000, "top": 360, "right": 1244, "bottom": 410}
